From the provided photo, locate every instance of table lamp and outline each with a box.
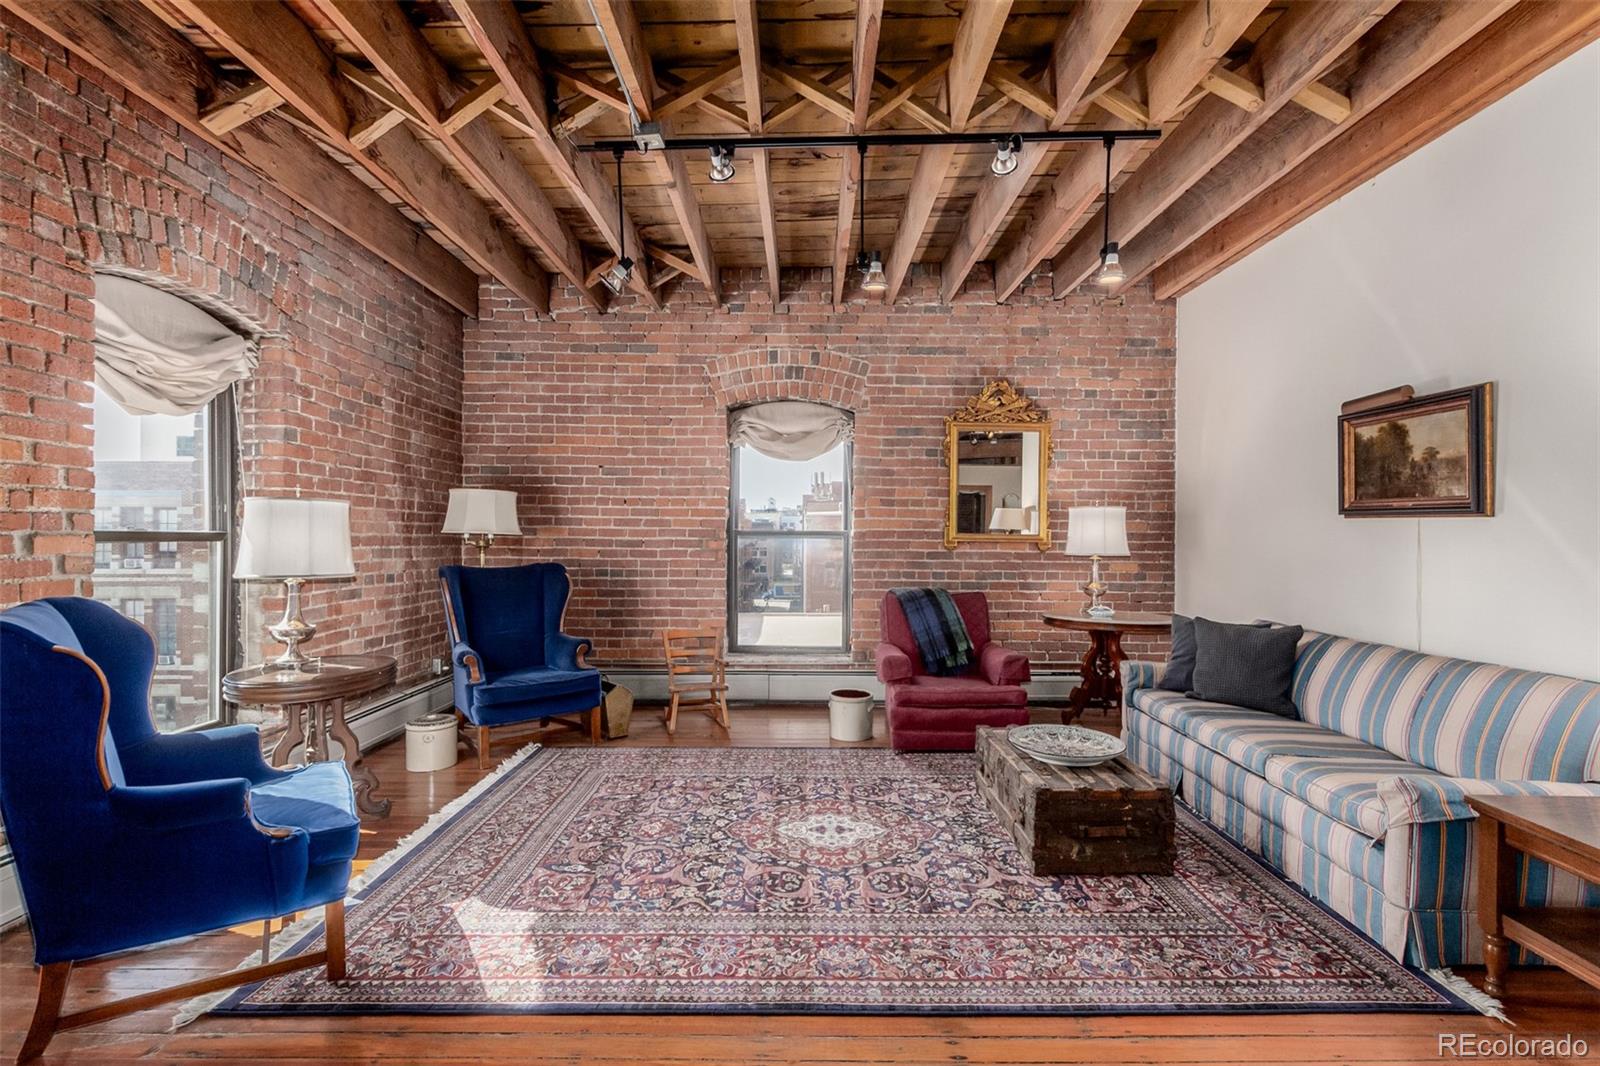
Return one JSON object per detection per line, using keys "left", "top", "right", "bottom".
{"left": 443, "top": 488, "right": 521, "bottom": 566}
{"left": 988, "top": 506, "right": 1030, "bottom": 533}
{"left": 234, "top": 497, "right": 355, "bottom": 667}
{"left": 1064, "top": 505, "right": 1129, "bottom": 617}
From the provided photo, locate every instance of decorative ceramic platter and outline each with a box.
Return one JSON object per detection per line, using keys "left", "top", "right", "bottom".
{"left": 1008, "top": 724, "right": 1127, "bottom": 767}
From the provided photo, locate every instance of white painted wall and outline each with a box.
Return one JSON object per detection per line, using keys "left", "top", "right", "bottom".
{"left": 1174, "top": 43, "right": 1600, "bottom": 680}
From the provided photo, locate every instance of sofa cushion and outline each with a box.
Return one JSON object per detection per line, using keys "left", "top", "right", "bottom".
{"left": 1133, "top": 689, "right": 1397, "bottom": 775}
{"left": 1262, "top": 754, "right": 1440, "bottom": 839}
{"left": 890, "top": 674, "right": 1027, "bottom": 709}
{"left": 474, "top": 666, "right": 601, "bottom": 707}
{"left": 1189, "top": 618, "right": 1302, "bottom": 716}
{"left": 1405, "top": 660, "right": 1600, "bottom": 781}
{"left": 1158, "top": 614, "right": 1268, "bottom": 692}
{"left": 1292, "top": 633, "right": 1448, "bottom": 757}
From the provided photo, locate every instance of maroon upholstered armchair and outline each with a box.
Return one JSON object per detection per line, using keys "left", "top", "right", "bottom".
{"left": 875, "top": 591, "right": 1030, "bottom": 751}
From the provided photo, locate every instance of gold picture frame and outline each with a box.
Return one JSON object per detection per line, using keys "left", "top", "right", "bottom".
{"left": 943, "top": 380, "right": 1051, "bottom": 550}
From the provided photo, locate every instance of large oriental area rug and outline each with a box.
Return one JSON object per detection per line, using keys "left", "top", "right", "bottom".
{"left": 216, "top": 746, "right": 1468, "bottom": 1016}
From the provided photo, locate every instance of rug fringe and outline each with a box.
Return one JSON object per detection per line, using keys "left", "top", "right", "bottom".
{"left": 170, "top": 742, "right": 544, "bottom": 1030}
{"left": 1426, "top": 968, "right": 1511, "bottom": 1024}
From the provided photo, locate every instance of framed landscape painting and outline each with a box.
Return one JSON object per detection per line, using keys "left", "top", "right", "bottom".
{"left": 1339, "top": 383, "right": 1495, "bottom": 517}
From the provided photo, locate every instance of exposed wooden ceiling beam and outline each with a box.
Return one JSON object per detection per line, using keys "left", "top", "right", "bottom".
{"left": 1053, "top": 1, "right": 1141, "bottom": 127}
{"left": 833, "top": 0, "right": 883, "bottom": 305}
{"left": 438, "top": 74, "right": 505, "bottom": 135}
{"left": 766, "top": 62, "right": 851, "bottom": 129}
{"left": 1051, "top": 0, "right": 1394, "bottom": 298}
{"left": 654, "top": 58, "right": 744, "bottom": 120}
{"left": 1154, "top": 0, "right": 1590, "bottom": 299}
{"left": 199, "top": 79, "right": 284, "bottom": 134}
{"left": 453, "top": 0, "right": 659, "bottom": 309}
{"left": 167, "top": 0, "right": 549, "bottom": 314}
{"left": 588, "top": 0, "right": 719, "bottom": 304}
{"left": 866, "top": 54, "right": 950, "bottom": 128}
{"left": 1200, "top": 62, "right": 1264, "bottom": 111}
{"left": 306, "top": 0, "right": 605, "bottom": 312}
{"left": 1293, "top": 80, "right": 1353, "bottom": 123}
{"left": 645, "top": 245, "right": 705, "bottom": 284}
{"left": 2, "top": 0, "right": 481, "bottom": 316}
{"left": 731, "top": 0, "right": 778, "bottom": 305}
{"left": 881, "top": 142, "right": 956, "bottom": 303}
{"left": 877, "top": 69, "right": 953, "bottom": 132}
{"left": 983, "top": 62, "right": 1054, "bottom": 121}
{"left": 546, "top": 60, "right": 629, "bottom": 113}
{"left": 946, "top": 0, "right": 1014, "bottom": 130}
{"left": 976, "top": 2, "right": 1142, "bottom": 303}
{"left": 1145, "top": 0, "right": 1271, "bottom": 123}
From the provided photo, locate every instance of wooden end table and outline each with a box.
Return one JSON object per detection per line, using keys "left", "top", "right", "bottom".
{"left": 1042, "top": 611, "right": 1172, "bottom": 724}
{"left": 224, "top": 654, "right": 398, "bottom": 818}
{"left": 975, "top": 725, "right": 1175, "bottom": 875}
{"left": 1468, "top": 795, "right": 1600, "bottom": 999}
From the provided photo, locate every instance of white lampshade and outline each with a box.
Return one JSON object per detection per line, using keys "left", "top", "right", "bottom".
{"left": 988, "top": 506, "right": 1029, "bottom": 532}
{"left": 233, "top": 498, "right": 355, "bottom": 579}
{"left": 1064, "top": 505, "right": 1129, "bottom": 557}
{"left": 442, "top": 488, "right": 522, "bottom": 536}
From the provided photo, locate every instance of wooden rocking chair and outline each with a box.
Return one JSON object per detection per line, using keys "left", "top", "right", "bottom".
{"left": 661, "top": 626, "right": 731, "bottom": 735}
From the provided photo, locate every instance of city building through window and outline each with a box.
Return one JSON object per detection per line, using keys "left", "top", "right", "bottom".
{"left": 729, "top": 442, "right": 850, "bottom": 651}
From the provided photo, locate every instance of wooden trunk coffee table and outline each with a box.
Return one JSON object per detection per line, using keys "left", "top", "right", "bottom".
{"left": 975, "top": 725, "right": 1175, "bottom": 876}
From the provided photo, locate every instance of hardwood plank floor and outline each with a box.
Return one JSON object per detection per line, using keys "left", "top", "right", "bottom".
{"left": 4, "top": 704, "right": 1596, "bottom": 1065}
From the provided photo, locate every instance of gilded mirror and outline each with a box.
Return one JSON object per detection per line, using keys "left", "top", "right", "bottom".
{"left": 943, "top": 380, "right": 1050, "bottom": 550}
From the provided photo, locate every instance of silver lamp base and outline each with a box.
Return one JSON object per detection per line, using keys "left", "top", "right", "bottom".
{"left": 1082, "top": 554, "right": 1116, "bottom": 617}
{"left": 267, "top": 577, "right": 318, "bottom": 667}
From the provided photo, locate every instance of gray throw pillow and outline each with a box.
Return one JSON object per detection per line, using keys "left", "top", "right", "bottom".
{"left": 1158, "top": 614, "right": 1269, "bottom": 692}
{"left": 1187, "top": 618, "right": 1303, "bottom": 717}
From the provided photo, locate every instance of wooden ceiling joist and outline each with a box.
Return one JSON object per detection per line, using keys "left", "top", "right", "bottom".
{"left": 940, "top": 0, "right": 1140, "bottom": 303}
{"left": 1114, "top": 0, "right": 1515, "bottom": 294}
{"left": 831, "top": 0, "right": 883, "bottom": 306}
{"left": 1155, "top": 1, "right": 1600, "bottom": 299}
{"left": 1145, "top": 0, "right": 1272, "bottom": 123}
{"left": 766, "top": 62, "right": 851, "bottom": 129}
{"left": 1, "top": 0, "right": 481, "bottom": 316}
{"left": 587, "top": 0, "right": 720, "bottom": 305}
{"left": 304, "top": 0, "right": 605, "bottom": 312}
{"left": 731, "top": 0, "right": 779, "bottom": 305}
{"left": 166, "top": 0, "right": 550, "bottom": 314}
{"left": 199, "top": 79, "right": 284, "bottom": 135}
{"left": 1050, "top": 0, "right": 1395, "bottom": 299}
{"left": 452, "top": 0, "right": 659, "bottom": 309}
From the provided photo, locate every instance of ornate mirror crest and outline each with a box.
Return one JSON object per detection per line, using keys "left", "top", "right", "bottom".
{"left": 944, "top": 378, "right": 1048, "bottom": 428}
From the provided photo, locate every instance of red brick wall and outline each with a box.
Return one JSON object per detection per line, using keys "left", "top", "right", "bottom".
{"left": 1, "top": 16, "right": 463, "bottom": 687}
{"left": 464, "top": 268, "right": 1176, "bottom": 668}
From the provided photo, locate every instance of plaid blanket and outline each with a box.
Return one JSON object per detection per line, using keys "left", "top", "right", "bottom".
{"left": 890, "top": 587, "right": 973, "bottom": 676}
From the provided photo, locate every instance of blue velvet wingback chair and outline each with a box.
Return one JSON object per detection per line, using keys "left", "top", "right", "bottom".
{"left": 0, "top": 598, "right": 358, "bottom": 1062}
{"left": 439, "top": 563, "right": 602, "bottom": 766}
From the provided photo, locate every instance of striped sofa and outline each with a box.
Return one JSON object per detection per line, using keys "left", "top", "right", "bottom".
{"left": 1122, "top": 631, "right": 1600, "bottom": 968}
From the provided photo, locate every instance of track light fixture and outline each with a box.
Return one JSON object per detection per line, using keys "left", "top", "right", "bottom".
{"left": 860, "top": 254, "right": 888, "bottom": 294}
{"left": 991, "top": 134, "right": 1022, "bottom": 177}
{"left": 603, "top": 150, "right": 633, "bottom": 296}
{"left": 708, "top": 143, "right": 735, "bottom": 184}
{"left": 1094, "top": 137, "right": 1125, "bottom": 289}
{"left": 850, "top": 143, "right": 888, "bottom": 295}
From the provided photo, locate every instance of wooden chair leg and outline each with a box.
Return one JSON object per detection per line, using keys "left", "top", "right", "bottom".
{"left": 589, "top": 704, "right": 602, "bottom": 744}
{"left": 717, "top": 690, "right": 731, "bottom": 729}
{"left": 477, "top": 725, "right": 490, "bottom": 770}
{"left": 665, "top": 692, "right": 679, "bottom": 735}
{"left": 324, "top": 900, "right": 346, "bottom": 981}
{"left": 18, "top": 962, "right": 70, "bottom": 1063}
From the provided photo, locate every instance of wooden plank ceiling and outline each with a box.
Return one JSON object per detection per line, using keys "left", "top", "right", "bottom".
{"left": 8, "top": 0, "right": 1597, "bottom": 315}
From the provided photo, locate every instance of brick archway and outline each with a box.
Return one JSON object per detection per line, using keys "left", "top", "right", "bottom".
{"left": 707, "top": 346, "right": 870, "bottom": 412}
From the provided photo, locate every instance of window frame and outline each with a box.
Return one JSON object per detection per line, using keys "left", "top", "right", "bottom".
{"left": 91, "top": 391, "right": 238, "bottom": 730}
{"left": 726, "top": 441, "right": 853, "bottom": 655}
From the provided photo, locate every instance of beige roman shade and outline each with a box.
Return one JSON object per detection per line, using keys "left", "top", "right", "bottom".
{"left": 728, "top": 401, "right": 854, "bottom": 461}
{"left": 93, "top": 274, "right": 258, "bottom": 416}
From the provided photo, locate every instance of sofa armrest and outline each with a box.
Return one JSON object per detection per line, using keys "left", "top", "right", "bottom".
{"left": 875, "top": 642, "right": 913, "bottom": 684}
{"left": 1378, "top": 774, "right": 1600, "bottom": 833}
{"left": 119, "top": 724, "right": 275, "bottom": 787}
{"left": 546, "top": 633, "right": 594, "bottom": 671}
{"left": 979, "top": 643, "right": 1030, "bottom": 686}
{"left": 451, "top": 641, "right": 484, "bottom": 684}
{"left": 1120, "top": 660, "right": 1162, "bottom": 732}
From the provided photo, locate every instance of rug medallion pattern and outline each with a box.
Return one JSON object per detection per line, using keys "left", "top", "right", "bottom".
{"left": 218, "top": 748, "right": 1464, "bottom": 1014}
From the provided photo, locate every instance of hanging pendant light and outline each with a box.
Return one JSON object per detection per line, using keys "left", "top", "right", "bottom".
{"left": 991, "top": 134, "right": 1021, "bottom": 177}
{"left": 851, "top": 144, "right": 888, "bottom": 295}
{"left": 602, "top": 151, "right": 633, "bottom": 295}
{"left": 1094, "top": 136, "right": 1125, "bottom": 289}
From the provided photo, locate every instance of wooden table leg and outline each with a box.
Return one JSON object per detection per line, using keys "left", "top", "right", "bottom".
{"left": 327, "top": 696, "right": 390, "bottom": 818}
{"left": 272, "top": 702, "right": 307, "bottom": 767}
{"left": 1063, "top": 630, "right": 1124, "bottom": 724}
{"left": 1476, "top": 810, "right": 1513, "bottom": 998}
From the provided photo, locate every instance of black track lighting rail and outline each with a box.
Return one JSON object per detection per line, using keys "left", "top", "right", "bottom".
{"left": 580, "top": 130, "right": 1161, "bottom": 155}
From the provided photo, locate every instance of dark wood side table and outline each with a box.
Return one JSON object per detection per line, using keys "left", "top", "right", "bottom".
{"left": 1042, "top": 611, "right": 1172, "bottom": 724}
{"left": 1468, "top": 795, "right": 1600, "bottom": 999}
{"left": 224, "top": 654, "right": 398, "bottom": 818}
